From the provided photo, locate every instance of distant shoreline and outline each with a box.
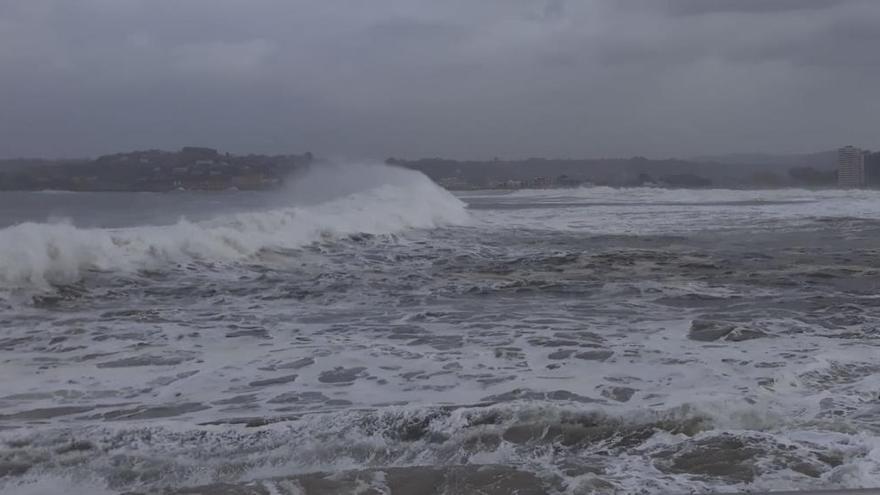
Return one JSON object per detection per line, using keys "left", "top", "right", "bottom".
{"left": 3, "top": 147, "right": 876, "bottom": 191}
{"left": 1, "top": 184, "right": 849, "bottom": 194}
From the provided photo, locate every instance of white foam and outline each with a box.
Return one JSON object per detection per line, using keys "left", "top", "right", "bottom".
{"left": 0, "top": 475, "right": 115, "bottom": 495}
{"left": 469, "top": 186, "right": 880, "bottom": 235}
{"left": 0, "top": 163, "right": 469, "bottom": 290}
{"left": 5, "top": 402, "right": 879, "bottom": 494}
{"left": 502, "top": 186, "right": 878, "bottom": 204}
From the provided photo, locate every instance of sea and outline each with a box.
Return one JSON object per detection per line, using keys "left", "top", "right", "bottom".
{"left": 1, "top": 163, "right": 880, "bottom": 494}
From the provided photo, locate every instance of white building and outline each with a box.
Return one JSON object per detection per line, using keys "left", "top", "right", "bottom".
{"left": 838, "top": 145, "right": 866, "bottom": 188}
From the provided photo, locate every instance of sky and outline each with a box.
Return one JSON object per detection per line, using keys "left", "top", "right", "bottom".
{"left": 1, "top": 0, "right": 878, "bottom": 160}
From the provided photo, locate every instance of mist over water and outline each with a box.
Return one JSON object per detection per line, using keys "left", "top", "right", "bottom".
{"left": 2, "top": 169, "right": 880, "bottom": 494}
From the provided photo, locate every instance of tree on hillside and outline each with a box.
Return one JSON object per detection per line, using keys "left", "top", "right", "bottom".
{"left": 749, "top": 171, "right": 783, "bottom": 187}
{"left": 788, "top": 166, "right": 836, "bottom": 187}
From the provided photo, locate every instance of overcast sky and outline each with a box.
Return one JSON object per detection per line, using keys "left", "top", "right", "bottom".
{"left": 1, "top": 0, "right": 878, "bottom": 159}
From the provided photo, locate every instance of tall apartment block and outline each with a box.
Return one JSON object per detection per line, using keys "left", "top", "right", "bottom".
{"left": 838, "top": 145, "right": 866, "bottom": 188}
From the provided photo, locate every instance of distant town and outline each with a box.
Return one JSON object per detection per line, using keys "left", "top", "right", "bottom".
{"left": 0, "top": 147, "right": 313, "bottom": 192}
{"left": 0, "top": 146, "right": 877, "bottom": 192}
{"left": 390, "top": 146, "right": 880, "bottom": 190}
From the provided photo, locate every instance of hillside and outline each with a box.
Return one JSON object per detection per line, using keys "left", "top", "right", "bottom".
{"left": 0, "top": 148, "right": 313, "bottom": 192}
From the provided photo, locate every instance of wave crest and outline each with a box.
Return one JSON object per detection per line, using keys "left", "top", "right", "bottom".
{"left": 0, "top": 163, "right": 469, "bottom": 290}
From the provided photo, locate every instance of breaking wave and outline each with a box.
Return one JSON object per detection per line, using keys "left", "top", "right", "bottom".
{"left": 2, "top": 402, "right": 878, "bottom": 494}
{"left": 0, "top": 163, "right": 469, "bottom": 290}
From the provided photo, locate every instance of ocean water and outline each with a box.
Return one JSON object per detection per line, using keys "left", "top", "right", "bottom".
{"left": 2, "top": 163, "right": 880, "bottom": 494}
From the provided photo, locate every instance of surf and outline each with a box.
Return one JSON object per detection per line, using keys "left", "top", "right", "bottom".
{"left": 0, "top": 163, "right": 469, "bottom": 291}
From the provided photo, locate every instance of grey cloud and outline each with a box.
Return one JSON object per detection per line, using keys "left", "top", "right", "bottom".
{"left": 172, "top": 39, "right": 277, "bottom": 78}
{"left": 543, "top": 0, "right": 566, "bottom": 20}
{"left": 629, "top": 0, "right": 850, "bottom": 16}
{"left": 0, "top": 0, "right": 879, "bottom": 159}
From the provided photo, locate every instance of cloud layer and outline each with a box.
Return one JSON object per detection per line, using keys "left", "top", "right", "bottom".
{"left": 1, "top": 0, "right": 878, "bottom": 158}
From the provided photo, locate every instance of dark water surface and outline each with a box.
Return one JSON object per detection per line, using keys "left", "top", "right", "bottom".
{"left": 2, "top": 177, "right": 880, "bottom": 494}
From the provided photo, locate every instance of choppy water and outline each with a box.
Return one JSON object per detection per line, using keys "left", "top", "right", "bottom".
{"left": 2, "top": 164, "right": 880, "bottom": 494}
